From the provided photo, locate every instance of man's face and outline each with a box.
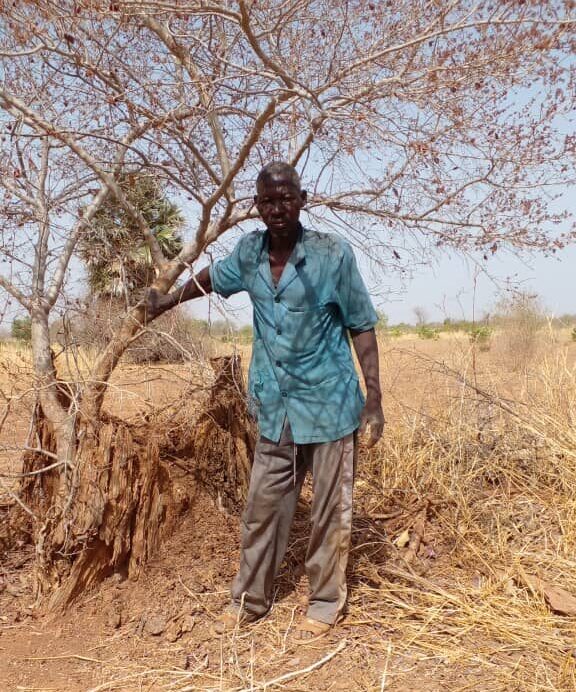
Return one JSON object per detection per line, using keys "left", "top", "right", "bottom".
{"left": 254, "top": 175, "right": 306, "bottom": 241}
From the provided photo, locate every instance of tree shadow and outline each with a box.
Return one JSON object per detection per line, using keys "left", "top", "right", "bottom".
{"left": 274, "top": 495, "right": 391, "bottom": 603}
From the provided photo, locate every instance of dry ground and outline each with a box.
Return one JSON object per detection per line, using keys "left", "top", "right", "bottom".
{"left": 2, "top": 330, "right": 576, "bottom": 691}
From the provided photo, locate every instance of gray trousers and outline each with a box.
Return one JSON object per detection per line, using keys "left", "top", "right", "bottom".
{"left": 231, "top": 420, "right": 356, "bottom": 625}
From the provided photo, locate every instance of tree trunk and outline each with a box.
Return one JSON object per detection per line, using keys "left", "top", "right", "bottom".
{"left": 19, "top": 354, "right": 255, "bottom": 610}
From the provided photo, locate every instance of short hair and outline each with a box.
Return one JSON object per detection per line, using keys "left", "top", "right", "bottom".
{"left": 256, "top": 161, "right": 301, "bottom": 189}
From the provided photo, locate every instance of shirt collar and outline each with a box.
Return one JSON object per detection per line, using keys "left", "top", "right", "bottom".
{"left": 260, "top": 223, "right": 306, "bottom": 265}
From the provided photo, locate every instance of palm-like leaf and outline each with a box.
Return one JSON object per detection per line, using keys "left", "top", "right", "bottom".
{"left": 79, "top": 174, "right": 184, "bottom": 301}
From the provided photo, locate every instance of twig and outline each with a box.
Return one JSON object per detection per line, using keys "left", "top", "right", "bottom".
{"left": 20, "top": 654, "right": 105, "bottom": 663}
{"left": 380, "top": 639, "right": 393, "bottom": 691}
{"left": 371, "top": 510, "right": 405, "bottom": 520}
{"left": 0, "top": 480, "right": 37, "bottom": 519}
{"left": 237, "top": 639, "right": 347, "bottom": 691}
{"left": 0, "top": 458, "right": 65, "bottom": 478}
{"left": 404, "top": 500, "right": 429, "bottom": 565}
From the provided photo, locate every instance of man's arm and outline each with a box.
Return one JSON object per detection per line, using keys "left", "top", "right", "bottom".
{"left": 350, "top": 327, "right": 385, "bottom": 447}
{"left": 144, "top": 266, "right": 212, "bottom": 322}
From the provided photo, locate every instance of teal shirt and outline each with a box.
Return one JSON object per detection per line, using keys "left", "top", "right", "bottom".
{"left": 210, "top": 226, "right": 378, "bottom": 444}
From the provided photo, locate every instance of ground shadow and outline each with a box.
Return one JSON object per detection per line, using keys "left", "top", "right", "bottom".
{"left": 274, "top": 493, "right": 391, "bottom": 603}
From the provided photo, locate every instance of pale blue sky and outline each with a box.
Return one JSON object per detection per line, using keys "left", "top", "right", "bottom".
{"left": 185, "top": 233, "right": 576, "bottom": 327}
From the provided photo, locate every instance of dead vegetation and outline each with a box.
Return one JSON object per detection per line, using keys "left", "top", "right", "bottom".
{"left": 2, "top": 332, "right": 576, "bottom": 690}
{"left": 2, "top": 352, "right": 255, "bottom": 611}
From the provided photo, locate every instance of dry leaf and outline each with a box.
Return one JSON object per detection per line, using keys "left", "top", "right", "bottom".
{"left": 520, "top": 573, "right": 576, "bottom": 616}
{"left": 395, "top": 529, "right": 410, "bottom": 548}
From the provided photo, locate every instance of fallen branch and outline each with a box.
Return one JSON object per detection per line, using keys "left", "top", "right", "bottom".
{"left": 234, "top": 640, "right": 347, "bottom": 692}
{"left": 20, "top": 653, "right": 105, "bottom": 663}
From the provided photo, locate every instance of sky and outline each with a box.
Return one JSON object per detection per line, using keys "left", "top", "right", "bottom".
{"left": 184, "top": 230, "right": 576, "bottom": 328}
{"left": 1, "top": 193, "right": 573, "bottom": 331}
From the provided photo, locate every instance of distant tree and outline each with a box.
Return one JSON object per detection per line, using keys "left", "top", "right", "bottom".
{"left": 78, "top": 174, "right": 184, "bottom": 305}
{"left": 11, "top": 316, "right": 31, "bottom": 343}
{"left": 375, "top": 311, "right": 389, "bottom": 332}
{"left": 494, "top": 292, "right": 546, "bottom": 370}
{"left": 413, "top": 306, "right": 428, "bottom": 327}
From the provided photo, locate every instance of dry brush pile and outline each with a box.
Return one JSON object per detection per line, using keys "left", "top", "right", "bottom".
{"left": 1, "top": 350, "right": 256, "bottom": 610}
{"left": 343, "top": 342, "right": 576, "bottom": 689}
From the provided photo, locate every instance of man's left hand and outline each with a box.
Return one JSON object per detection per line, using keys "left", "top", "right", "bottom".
{"left": 359, "top": 396, "right": 385, "bottom": 448}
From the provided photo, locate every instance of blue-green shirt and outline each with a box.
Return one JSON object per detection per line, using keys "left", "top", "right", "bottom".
{"left": 210, "top": 226, "right": 378, "bottom": 444}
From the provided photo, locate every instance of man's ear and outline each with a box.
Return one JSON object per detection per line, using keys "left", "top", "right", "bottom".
{"left": 300, "top": 189, "right": 307, "bottom": 206}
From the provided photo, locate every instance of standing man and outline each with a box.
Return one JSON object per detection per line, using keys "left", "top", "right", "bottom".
{"left": 146, "top": 162, "right": 385, "bottom": 642}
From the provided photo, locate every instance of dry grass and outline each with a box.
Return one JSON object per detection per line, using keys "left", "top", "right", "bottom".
{"left": 4, "top": 332, "right": 576, "bottom": 689}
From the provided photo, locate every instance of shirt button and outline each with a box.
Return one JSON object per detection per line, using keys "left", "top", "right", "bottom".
{"left": 276, "top": 328, "right": 282, "bottom": 335}
{"left": 281, "top": 391, "right": 288, "bottom": 397}
{"left": 274, "top": 295, "right": 280, "bottom": 303}
{"left": 275, "top": 360, "right": 282, "bottom": 367}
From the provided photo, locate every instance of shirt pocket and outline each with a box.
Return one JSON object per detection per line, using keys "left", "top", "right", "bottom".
{"left": 282, "top": 303, "right": 335, "bottom": 352}
{"left": 248, "top": 369, "right": 276, "bottom": 410}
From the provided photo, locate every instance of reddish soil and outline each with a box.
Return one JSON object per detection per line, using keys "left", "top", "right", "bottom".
{"left": 1, "top": 483, "right": 390, "bottom": 692}
{"left": 2, "top": 340, "right": 575, "bottom": 690}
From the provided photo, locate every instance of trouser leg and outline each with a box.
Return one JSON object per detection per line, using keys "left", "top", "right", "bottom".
{"left": 231, "top": 421, "right": 307, "bottom": 618}
{"left": 304, "top": 432, "right": 356, "bottom": 625}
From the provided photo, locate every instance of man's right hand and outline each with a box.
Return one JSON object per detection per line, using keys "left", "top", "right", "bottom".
{"left": 142, "top": 287, "right": 173, "bottom": 322}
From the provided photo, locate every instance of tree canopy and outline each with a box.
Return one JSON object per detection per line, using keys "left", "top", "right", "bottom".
{"left": 0, "top": 0, "right": 573, "bottom": 409}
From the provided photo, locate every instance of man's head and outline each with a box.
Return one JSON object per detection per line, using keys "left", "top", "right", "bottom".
{"left": 255, "top": 162, "right": 307, "bottom": 241}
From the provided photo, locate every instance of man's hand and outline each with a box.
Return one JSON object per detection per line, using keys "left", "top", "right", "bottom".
{"left": 142, "top": 287, "right": 174, "bottom": 322}
{"left": 350, "top": 328, "right": 385, "bottom": 447}
{"left": 359, "top": 394, "right": 385, "bottom": 448}
{"left": 142, "top": 267, "right": 213, "bottom": 323}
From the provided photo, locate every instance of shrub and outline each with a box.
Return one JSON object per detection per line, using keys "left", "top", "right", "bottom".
{"left": 11, "top": 316, "right": 32, "bottom": 343}
{"left": 53, "top": 300, "right": 213, "bottom": 363}
{"left": 494, "top": 292, "right": 545, "bottom": 371}
{"left": 417, "top": 325, "right": 440, "bottom": 340}
{"left": 237, "top": 325, "right": 253, "bottom": 344}
{"left": 469, "top": 325, "right": 492, "bottom": 351}
{"left": 375, "top": 311, "right": 389, "bottom": 332}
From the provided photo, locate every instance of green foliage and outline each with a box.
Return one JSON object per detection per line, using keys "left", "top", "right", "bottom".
{"left": 79, "top": 174, "right": 184, "bottom": 302}
{"left": 388, "top": 326, "right": 404, "bottom": 338}
{"left": 417, "top": 325, "right": 440, "bottom": 340}
{"left": 571, "top": 327, "right": 576, "bottom": 343}
{"left": 468, "top": 325, "right": 492, "bottom": 351}
{"left": 11, "top": 316, "right": 32, "bottom": 343}
{"left": 237, "top": 325, "right": 253, "bottom": 343}
{"left": 375, "top": 311, "right": 389, "bottom": 331}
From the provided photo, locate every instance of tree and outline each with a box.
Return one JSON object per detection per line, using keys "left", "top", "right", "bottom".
{"left": 11, "top": 316, "right": 32, "bottom": 343}
{"left": 0, "top": 1, "right": 574, "bottom": 605}
{"left": 413, "top": 306, "right": 429, "bottom": 327}
{"left": 375, "top": 311, "right": 389, "bottom": 332}
{"left": 75, "top": 172, "right": 188, "bottom": 359}
{"left": 79, "top": 173, "right": 184, "bottom": 304}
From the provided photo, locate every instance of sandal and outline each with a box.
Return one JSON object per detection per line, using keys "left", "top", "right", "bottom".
{"left": 211, "top": 606, "right": 261, "bottom": 636}
{"left": 292, "top": 616, "right": 333, "bottom": 644}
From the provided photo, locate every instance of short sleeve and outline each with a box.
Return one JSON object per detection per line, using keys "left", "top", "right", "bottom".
{"left": 335, "top": 242, "right": 378, "bottom": 331}
{"left": 209, "top": 238, "right": 246, "bottom": 298}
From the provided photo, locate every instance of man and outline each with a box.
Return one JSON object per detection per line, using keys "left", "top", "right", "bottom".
{"left": 146, "top": 162, "right": 385, "bottom": 642}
